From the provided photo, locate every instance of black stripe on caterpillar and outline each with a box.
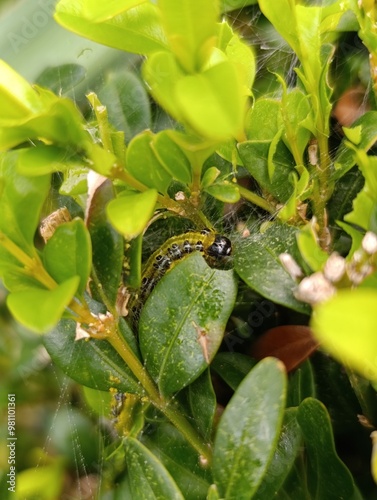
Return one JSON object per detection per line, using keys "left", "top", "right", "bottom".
{"left": 127, "top": 229, "right": 232, "bottom": 328}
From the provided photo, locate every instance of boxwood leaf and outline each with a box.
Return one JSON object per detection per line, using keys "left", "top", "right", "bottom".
{"left": 297, "top": 397, "right": 362, "bottom": 500}
{"left": 204, "top": 181, "right": 240, "bottom": 203}
{"left": 311, "top": 288, "right": 377, "bottom": 381}
{"left": 139, "top": 253, "right": 237, "bottom": 395}
{"left": 126, "top": 131, "right": 172, "bottom": 194}
{"left": 106, "top": 189, "right": 158, "bottom": 240}
{"left": 125, "top": 437, "right": 184, "bottom": 500}
{"left": 213, "top": 357, "right": 287, "bottom": 499}
{"left": 175, "top": 61, "right": 245, "bottom": 141}
{"left": 44, "top": 317, "right": 141, "bottom": 394}
{"left": 86, "top": 179, "right": 124, "bottom": 307}
{"left": 82, "top": 0, "right": 148, "bottom": 22}
{"left": 186, "top": 368, "right": 216, "bottom": 440}
{"left": 158, "top": 0, "right": 218, "bottom": 72}
{"left": 54, "top": 0, "right": 167, "bottom": 54}
{"left": 43, "top": 219, "right": 91, "bottom": 296}
{"left": 141, "top": 422, "right": 212, "bottom": 500}
{"left": 7, "top": 276, "right": 80, "bottom": 334}
{"left": 253, "top": 408, "right": 302, "bottom": 499}
{"left": 211, "top": 352, "right": 256, "bottom": 391}
{"left": 234, "top": 223, "right": 310, "bottom": 314}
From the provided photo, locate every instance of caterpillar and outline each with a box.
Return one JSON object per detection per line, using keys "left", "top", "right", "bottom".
{"left": 127, "top": 229, "right": 232, "bottom": 327}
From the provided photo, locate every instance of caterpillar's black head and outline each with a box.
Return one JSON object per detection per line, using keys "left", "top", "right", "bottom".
{"left": 207, "top": 235, "right": 232, "bottom": 259}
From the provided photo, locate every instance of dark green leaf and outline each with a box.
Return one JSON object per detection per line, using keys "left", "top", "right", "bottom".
{"left": 152, "top": 131, "right": 192, "bottom": 185}
{"left": 44, "top": 317, "right": 141, "bottom": 394}
{"left": 141, "top": 422, "right": 211, "bottom": 500}
{"left": 86, "top": 179, "right": 124, "bottom": 308}
{"left": 211, "top": 352, "right": 256, "bottom": 391}
{"left": 98, "top": 70, "right": 151, "bottom": 142}
{"left": 287, "top": 360, "right": 316, "bottom": 408}
{"left": 254, "top": 408, "right": 302, "bottom": 499}
{"left": 213, "top": 357, "right": 287, "bottom": 499}
{"left": 139, "top": 253, "right": 237, "bottom": 395}
{"left": 187, "top": 369, "right": 216, "bottom": 440}
{"left": 125, "top": 437, "right": 184, "bottom": 500}
{"left": 43, "top": 219, "right": 91, "bottom": 296}
{"left": 297, "top": 398, "right": 362, "bottom": 500}
{"left": 234, "top": 224, "right": 310, "bottom": 314}
{"left": 35, "top": 64, "right": 86, "bottom": 95}
{"left": 7, "top": 277, "right": 80, "bottom": 334}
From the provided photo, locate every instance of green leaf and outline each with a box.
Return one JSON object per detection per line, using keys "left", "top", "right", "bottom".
{"left": 87, "top": 179, "right": 124, "bottom": 307}
{"left": 281, "top": 88, "right": 311, "bottom": 163}
{"left": 175, "top": 61, "right": 246, "bottom": 141}
{"left": 297, "top": 398, "right": 361, "bottom": 500}
{"left": 234, "top": 224, "right": 310, "bottom": 314}
{"left": 211, "top": 352, "right": 256, "bottom": 391}
{"left": 213, "top": 357, "right": 287, "bottom": 499}
{"left": 17, "top": 145, "right": 77, "bottom": 176}
{"left": 82, "top": 0, "right": 148, "bottom": 22}
{"left": 54, "top": 0, "right": 167, "bottom": 54}
{"left": 141, "top": 422, "right": 211, "bottom": 500}
{"left": 36, "top": 64, "right": 86, "bottom": 95}
{"left": 139, "top": 253, "right": 237, "bottom": 395}
{"left": 187, "top": 369, "right": 216, "bottom": 440}
{"left": 311, "top": 289, "right": 377, "bottom": 381}
{"left": 158, "top": 0, "right": 218, "bottom": 72}
{"left": 43, "top": 219, "right": 91, "bottom": 296}
{"left": 151, "top": 131, "right": 192, "bottom": 185}
{"left": 98, "top": 70, "right": 151, "bottom": 142}
{"left": 126, "top": 131, "right": 172, "bottom": 193}
{"left": 205, "top": 181, "right": 240, "bottom": 203}
{"left": 125, "top": 437, "right": 184, "bottom": 500}
{"left": 142, "top": 51, "right": 185, "bottom": 123}
{"left": 254, "top": 408, "right": 302, "bottom": 499}
{"left": 287, "top": 360, "right": 316, "bottom": 408}
{"left": 201, "top": 166, "right": 220, "bottom": 188}
{"left": 0, "top": 152, "right": 50, "bottom": 257}
{"left": 106, "top": 189, "right": 158, "bottom": 240}
{"left": 220, "top": 0, "right": 258, "bottom": 13}
{"left": 296, "top": 224, "right": 329, "bottom": 272}
{"left": 0, "top": 60, "right": 43, "bottom": 123}
{"left": 7, "top": 276, "right": 80, "bottom": 334}
{"left": 44, "top": 317, "right": 141, "bottom": 393}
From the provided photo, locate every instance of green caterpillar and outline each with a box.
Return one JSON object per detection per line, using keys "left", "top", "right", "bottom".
{"left": 127, "top": 229, "right": 232, "bottom": 327}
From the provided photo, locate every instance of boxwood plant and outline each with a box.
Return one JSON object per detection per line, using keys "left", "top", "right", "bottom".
{"left": 1, "top": 0, "right": 377, "bottom": 497}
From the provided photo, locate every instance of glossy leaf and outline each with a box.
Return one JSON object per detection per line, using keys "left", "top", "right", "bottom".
{"left": 43, "top": 219, "right": 91, "bottom": 296}
{"left": 186, "top": 369, "right": 216, "bottom": 440}
{"left": 0, "top": 152, "right": 50, "bottom": 256}
{"left": 17, "top": 145, "right": 77, "bottom": 176}
{"left": 158, "top": 0, "right": 218, "bottom": 72}
{"left": 7, "top": 276, "right": 80, "bottom": 334}
{"left": 54, "top": 0, "right": 167, "bottom": 54}
{"left": 86, "top": 179, "right": 124, "bottom": 308}
{"left": 44, "top": 317, "right": 141, "bottom": 393}
{"left": 311, "top": 288, "right": 377, "bottom": 381}
{"left": 98, "top": 70, "right": 151, "bottom": 142}
{"left": 213, "top": 357, "right": 287, "bottom": 499}
{"left": 142, "top": 422, "right": 212, "bottom": 500}
{"left": 254, "top": 408, "right": 302, "bottom": 499}
{"left": 234, "top": 224, "right": 310, "bottom": 314}
{"left": 152, "top": 131, "right": 192, "bottom": 185}
{"left": 205, "top": 181, "right": 240, "bottom": 203}
{"left": 175, "top": 61, "right": 245, "bottom": 141}
{"left": 139, "top": 253, "right": 237, "bottom": 395}
{"left": 125, "top": 437, "right": 184, "bottom": 500}
{"left": 106, "top": 189, "right": 158, "bottom": 240}
{"left": 126, "top": 131, "right": 172, "bottom": 193}
{"left": 211, "top": 352, "right": 256, "bottom": 391}
{"left": 287, "top": 360, "right": 316, "bottom": 408}
{"left": 82, "top": 0, "right": 148, "bottom": 21}
{"left": 297, "top": 398, "right": 361, "bottom": 499}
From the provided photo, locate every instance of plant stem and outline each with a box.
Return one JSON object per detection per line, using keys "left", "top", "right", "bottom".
{"left": 237, "top": 185, "right": 275, "bottom": 213}
{"left": 107, "top": 325, "right": 212, "bottom": 462}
